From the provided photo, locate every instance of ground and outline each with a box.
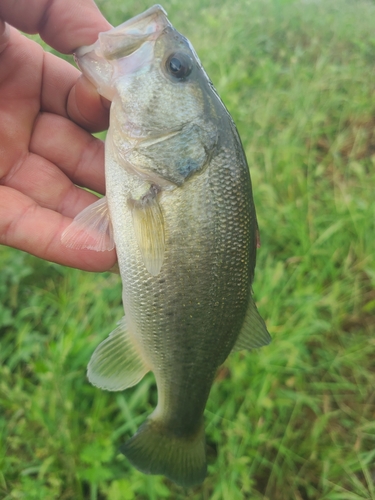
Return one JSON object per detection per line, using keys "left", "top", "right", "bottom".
{"left": 1, "top": 0, "right": 375, "bottom": 498}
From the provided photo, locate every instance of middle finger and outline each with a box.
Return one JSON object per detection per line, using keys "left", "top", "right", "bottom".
{"left": 30, "top": 111, "right": 106, "bottom": 197}
{"left": 2, "top": 112, "right": 105, "bottom": 218}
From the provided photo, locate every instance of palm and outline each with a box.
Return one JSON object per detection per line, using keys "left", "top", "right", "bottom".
{"left": 0, "top": 2, "right": 116, "bottom": 271}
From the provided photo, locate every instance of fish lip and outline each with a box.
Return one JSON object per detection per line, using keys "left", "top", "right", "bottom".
{"left": 108, "top": 4, "right": 168, "bottom": 32}
{"left": 99, "top": 5, "right": 171, "bottom": 60}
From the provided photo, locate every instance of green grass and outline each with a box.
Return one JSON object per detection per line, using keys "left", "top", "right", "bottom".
{"left": 1, "top": 0, "right": 375, "bottom": 498}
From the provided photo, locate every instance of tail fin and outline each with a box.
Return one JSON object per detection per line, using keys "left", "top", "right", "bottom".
{"left": 120, "top": 417, "right": 207, "bottom": 488}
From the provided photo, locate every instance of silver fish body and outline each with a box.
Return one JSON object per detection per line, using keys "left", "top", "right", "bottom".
{"left": 62, "top": 4, "right": 270, "bottom": 487}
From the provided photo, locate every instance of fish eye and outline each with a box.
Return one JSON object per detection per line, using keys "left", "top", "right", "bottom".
{"left": 165, "top": 52, "right": 193, "bottom": 80}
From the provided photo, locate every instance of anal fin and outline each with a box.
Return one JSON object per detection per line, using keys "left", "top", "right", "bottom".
{"left": 87, "top": 317, "right": 150, "bottom": 391}
{"left": 232, "top": 295, "right": 271, "bottom": 352}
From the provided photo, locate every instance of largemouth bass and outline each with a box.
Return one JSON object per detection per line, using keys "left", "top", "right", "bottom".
{"left": 62, "top": 4, "right": 270, "bottom": 487}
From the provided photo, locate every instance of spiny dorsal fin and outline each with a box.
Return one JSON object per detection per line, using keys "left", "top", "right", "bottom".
{"left": 232, "top": 295, "right": 271, "bottom": 352}
{"left": 61, "top": 196, "right": 115, "bottom": 252}
{"left": 87, "top": 317, "right": 150, "bottom": 391}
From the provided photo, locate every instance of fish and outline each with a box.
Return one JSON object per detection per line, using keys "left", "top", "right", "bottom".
{"left": 61, "top": 4, "right": 270, "bottom": 488}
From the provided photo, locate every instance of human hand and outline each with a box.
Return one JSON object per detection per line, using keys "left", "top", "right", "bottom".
{"left": 0, "top": 0, "right": 117, "bottom": 272}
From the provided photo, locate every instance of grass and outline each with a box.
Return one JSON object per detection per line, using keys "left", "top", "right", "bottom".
{"left": 1, "top": 0, "right": 375, "bottom": 498}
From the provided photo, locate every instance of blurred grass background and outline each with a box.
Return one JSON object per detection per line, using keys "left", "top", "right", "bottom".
{"left": 1, "top": 0, "right": 375, "bottom": 498}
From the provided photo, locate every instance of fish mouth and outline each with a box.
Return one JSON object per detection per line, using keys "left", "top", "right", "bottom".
{"left": 74, "top": 5, "right": 171, "bottom": 97}
{"left": 76, "top": 4, "right": 171, "bottom": 61}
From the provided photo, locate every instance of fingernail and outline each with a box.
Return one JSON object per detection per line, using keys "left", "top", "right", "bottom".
{"left": 0, "top": 19, "right": 10, "bottom": 54}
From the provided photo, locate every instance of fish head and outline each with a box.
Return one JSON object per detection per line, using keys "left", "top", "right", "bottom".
{"left": 75, "top": 5, "right": 221, "bottom": 182}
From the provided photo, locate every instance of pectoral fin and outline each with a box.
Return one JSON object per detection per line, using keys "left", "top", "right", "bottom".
{"left": 61, "top": 197, "right": 115, "bottom": 252}
{"left": 232, "top": 295, "right": 271, "bottom": 352}
{"left": 88, "top": 317, "right": 150, "bottom": 391}
{"left": 131, "top": 194, "right": 165, "bottom": 276}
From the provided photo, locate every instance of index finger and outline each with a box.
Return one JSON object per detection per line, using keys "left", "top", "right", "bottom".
{"left": 0, "top": 0, "right": 111, "bottom": 53}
